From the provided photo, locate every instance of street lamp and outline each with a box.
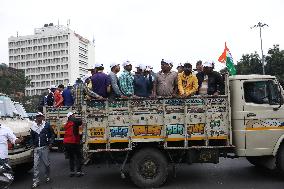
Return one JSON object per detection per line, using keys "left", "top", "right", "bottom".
{"left": 251, "top": 22, "right": 268, "bottom": 75}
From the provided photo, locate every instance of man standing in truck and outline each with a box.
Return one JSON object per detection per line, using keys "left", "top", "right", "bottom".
{"left": 178, "top": 63, "right": 198, "bottom": 97}
{"left": 91, "top": 63, "right": 111, "bottom": 98}
{"left": 153, "top": 59, "right": 178, "bottom": 97}
{"left": 119, "top": 60, "right": 135, "bottom": 97}
{"left": 30, "top": 112, "right": 55, "bottom": 188}
{"left": 196, "top": 61, "right": 224, "bottom": 95}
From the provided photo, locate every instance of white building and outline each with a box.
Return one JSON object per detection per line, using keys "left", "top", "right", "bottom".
{"left": 8, "top": 23, "right": 95, "bottom": 96}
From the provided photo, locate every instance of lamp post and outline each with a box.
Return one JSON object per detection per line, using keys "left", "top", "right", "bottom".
{"left": 251, "top": 22, "right": 268, "bottom": 75}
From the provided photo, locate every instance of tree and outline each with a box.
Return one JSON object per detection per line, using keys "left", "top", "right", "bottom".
{"left": 235, "top": 52, "right": 263, "bottom": 75}
{"left": 265, "top": 44, "right": 284, "bottom": 86}
{"left": 0, "top": 65, "right": 30, "bottom": 95}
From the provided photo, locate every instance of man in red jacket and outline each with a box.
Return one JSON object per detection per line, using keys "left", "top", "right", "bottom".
{"left": 63, "top": 112, "right": 83, "bottom": 177}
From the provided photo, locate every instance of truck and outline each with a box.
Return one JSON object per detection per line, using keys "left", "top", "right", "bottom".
{"left": 0, "top": 94, "right": 34, "bottom": 172}
{"left": 45, "top": 74, "right": 284, "bottom": 188}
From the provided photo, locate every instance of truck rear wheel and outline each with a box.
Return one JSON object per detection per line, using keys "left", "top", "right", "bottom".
{"left": 129, "top": 148, "right": 168, "bottom": 188}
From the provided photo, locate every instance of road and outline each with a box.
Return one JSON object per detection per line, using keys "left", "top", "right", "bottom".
{"left": 11, "top": 152, "right": 284, "bottom": 189}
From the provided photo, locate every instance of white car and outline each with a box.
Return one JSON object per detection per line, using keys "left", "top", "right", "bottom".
{"left": 0, "top": 94, "right": 33, "bottom": 172}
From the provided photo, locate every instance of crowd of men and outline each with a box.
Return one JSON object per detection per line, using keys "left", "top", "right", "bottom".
{"left": 39, "top": 59, "right": 225, "bottom": 111}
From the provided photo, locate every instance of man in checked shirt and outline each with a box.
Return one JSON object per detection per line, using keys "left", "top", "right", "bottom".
{"left": 119, "top": 60, "right": 136, "bottom": 97}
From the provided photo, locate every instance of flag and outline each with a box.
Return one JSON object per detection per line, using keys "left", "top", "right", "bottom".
{"left": 218, "top": 42, "right": 236, "bottom": 75}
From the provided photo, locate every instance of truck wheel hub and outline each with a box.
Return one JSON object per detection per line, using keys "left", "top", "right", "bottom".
{"left": 139, "top": 159, "right": 158, "bottom": 179}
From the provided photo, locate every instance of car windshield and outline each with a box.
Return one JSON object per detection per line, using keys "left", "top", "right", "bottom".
{"left": 0, "top": 95, "right": 18, "bottom": 117}
{"left": 14, "top": 102, "right": 28, "bottom": 118}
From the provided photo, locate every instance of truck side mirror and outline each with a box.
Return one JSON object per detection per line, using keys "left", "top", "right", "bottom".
{"left": 273, "top": 83, "right": 283, "bottom": 111}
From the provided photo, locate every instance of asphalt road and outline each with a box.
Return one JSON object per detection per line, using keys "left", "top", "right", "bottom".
{"left": 11, "top": 152, "right": 284, "bottom": 189}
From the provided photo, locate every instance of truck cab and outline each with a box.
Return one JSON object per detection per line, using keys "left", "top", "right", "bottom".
{"left": 230, "top": 75, "right": 284, "bottom": 169}
{"left": 0, "top": 93, "right": 33, "bottom": 172}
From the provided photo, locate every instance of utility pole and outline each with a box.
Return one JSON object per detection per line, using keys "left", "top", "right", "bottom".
{"left": 251, "top": 22, "right": 268, "bottom": 75}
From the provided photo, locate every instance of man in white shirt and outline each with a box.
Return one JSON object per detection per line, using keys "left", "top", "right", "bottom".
{"left": 0, "top": 123, "right": 22, "bottom": 162}
{"left": 30, "top": 112, "right": 55, "bottom": 188}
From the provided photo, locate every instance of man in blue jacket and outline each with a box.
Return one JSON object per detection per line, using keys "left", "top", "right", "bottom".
{"left": 62, "top": 83, "right": 74, "bottom": 106}
{"left": 30, "top": 112, "right": 55, "bottom": 188}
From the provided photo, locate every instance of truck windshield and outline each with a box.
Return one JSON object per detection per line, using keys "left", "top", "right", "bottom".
{"left": 244, "top": 80, "right": 281, "bottom": 105}
{"left": 0, "top": 95, "right": 18, "bottom": 117}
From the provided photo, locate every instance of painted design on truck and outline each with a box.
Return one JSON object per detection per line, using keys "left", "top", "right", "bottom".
{"left": 132, "top": 125, "right": 163, "bottom": 137}
{"left": 246, "top": 119, "right": 284, "bottom": 130}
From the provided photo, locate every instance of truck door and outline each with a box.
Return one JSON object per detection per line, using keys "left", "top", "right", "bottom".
{"left": 243, "top": 79, "right": 284, "bottom": 156}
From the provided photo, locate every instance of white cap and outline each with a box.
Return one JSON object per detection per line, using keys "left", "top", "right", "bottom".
{"left": 162, "top": 59, "right": 173, "bottom": 65}
{"left": 94, "top": 63, "right": 104, "bottom": 68}
{"left": 67, "top": 112, "right": 74, "bottom": 118}
{"left": 36, "top": 112, "right": 44, "bottom": 117}
{"left": 67, "top": 83, "right": 72, "bottom": 87}
{"left": 136, "top": 64, "right": 146, "bottom": 70}
{"left": 81, "top": 75, "right": 90, "bottom": 82}
{"left": 110, "top": 62, "right": 120, "bottom": 69}
{"left": 50, "top": 85, "right": 56, "bottom": 89}
{"left": 122, "top": 60, "right": 132, "bottom": 67}
{"left": 203, "top": 61, "right": 213, "bottom": 68}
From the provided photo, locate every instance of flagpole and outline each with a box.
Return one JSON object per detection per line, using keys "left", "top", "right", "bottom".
{"left": 251, "top": 22, "right": 268, "bottom": 75}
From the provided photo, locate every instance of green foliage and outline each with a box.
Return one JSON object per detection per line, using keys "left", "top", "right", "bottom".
{"left": 0, "top": 66, "right": 30, "bottom": 95}
{"left": 235, "top": 52, "right": 263, "bottom": 75}
{"left": 265, "top": 44, "right": 284, "bottom": 86}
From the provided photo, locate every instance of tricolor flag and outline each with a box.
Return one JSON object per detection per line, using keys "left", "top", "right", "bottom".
{"left": 218, "top": 42, "right": 236, "bottom": 75}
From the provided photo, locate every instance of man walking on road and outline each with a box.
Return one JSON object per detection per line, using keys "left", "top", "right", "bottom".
{"left": 30, "top": 112, "right": 55, "bottom": 188}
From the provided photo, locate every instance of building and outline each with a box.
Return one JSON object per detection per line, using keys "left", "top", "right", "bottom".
{"left": 8, "top": 23, "right": 95, "bottom": 96}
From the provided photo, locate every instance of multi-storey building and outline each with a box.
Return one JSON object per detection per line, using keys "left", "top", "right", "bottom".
{"left": 8, "top": 23, "right": 95, "bottom": 96}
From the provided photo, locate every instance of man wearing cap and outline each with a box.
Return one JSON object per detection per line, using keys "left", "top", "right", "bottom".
{"left": 196, "top": 61, "right": 224, "bottom": 95}
{"left": 63, "top": 112, "right": 84, "bottom": 177}
{"left": 62, "top": 83, "right": 74, "bottom": 106}
{"left": 134, "top": 64, "right": 153, "bottom": 97}
{"left": 119, "top": 60, "right": 135, "bottom": 97}
{"left": 91, "top": 63, "right": 111, "bottom": 98}
{"left": 108, "top": 63, "right": 127, "bottom": 99}
{"left": 46, "top": 85, "right": 57, "bottom": 106}
{"left": 153, "top": 59, "right": 178, "bottom": 97}
{"left": 178, "top": 63, "right": 198, "bottom": 97}
{"left": 30, "top": 112, "right": 55, "bottom": 188}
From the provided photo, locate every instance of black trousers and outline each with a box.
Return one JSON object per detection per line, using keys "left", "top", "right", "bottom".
{"left": 64, "top": 143, "right": 82, "bottom": 172}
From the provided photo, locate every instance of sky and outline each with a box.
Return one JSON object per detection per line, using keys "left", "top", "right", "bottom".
{"left": 0, "top": 0, "right": 284, "bottom": 73}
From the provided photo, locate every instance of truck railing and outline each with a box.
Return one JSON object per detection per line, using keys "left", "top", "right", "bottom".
{"left": 44, "top": 94, "right": 232, "bottom": 152}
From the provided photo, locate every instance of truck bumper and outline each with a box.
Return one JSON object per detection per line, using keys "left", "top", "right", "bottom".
{"left": 8, "top": 149, "right": 33, "bottom": 167}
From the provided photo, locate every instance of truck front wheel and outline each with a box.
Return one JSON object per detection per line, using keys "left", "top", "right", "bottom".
{"left": 129, "top": 148, "right": 168, "bottom": 188}
{"left": 276, "top": 143, "right": 284, "bottom": 173}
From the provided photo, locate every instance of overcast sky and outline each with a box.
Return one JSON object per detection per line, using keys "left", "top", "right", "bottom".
{"left": 1, "top": 0, "right": 283, "bottom": 72}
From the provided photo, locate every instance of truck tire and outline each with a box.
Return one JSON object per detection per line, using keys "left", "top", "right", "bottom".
{"left": 129, "top": 148, "right": 168, "bottom": 188}
{"left": 276, "top": 143, "right": 284, "bottom": 173}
